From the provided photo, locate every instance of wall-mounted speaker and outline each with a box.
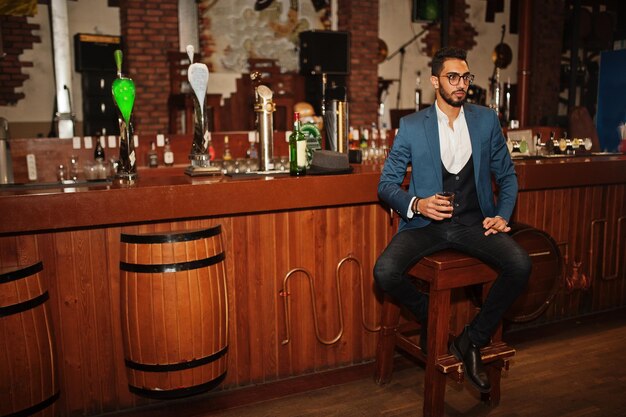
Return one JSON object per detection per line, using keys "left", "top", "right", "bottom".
{"left": 299, "top": 30, "right": 350, "bottom": 75}
{"left": 74, "top": 33, "right": 121, "bottom": 72}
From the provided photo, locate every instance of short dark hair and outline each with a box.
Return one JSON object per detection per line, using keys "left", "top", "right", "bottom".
{"left": 431, "top": 47, "right": 468, "bottom": 76}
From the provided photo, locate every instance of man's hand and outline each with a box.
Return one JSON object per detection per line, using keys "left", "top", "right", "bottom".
{"left": 483, "top": 216, "right": 511, "bottom": 236}
{"left": 417, "top": 194, "right": 454, "bottom": 221}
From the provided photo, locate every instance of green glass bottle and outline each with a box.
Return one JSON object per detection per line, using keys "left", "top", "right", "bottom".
{"left": 289, "top": 112, "right": 306, "bottom": 176}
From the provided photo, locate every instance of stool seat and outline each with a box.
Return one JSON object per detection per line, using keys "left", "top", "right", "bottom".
{"left": 375, "top": 250, "right": 516, "bottom": 417}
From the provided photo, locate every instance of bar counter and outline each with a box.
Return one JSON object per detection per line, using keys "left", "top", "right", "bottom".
{"left": 0, "top": 164, "right": 384, "bottom": 234}
{"left": 0, "top": 154, "right": 624, "bottom": 417}
{"left": 2, "top": 154, "right": 625, "bottom": 234}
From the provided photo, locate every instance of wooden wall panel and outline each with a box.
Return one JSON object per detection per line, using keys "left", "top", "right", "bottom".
{"left": 1, "top": 177, "right": 620, "bottom": 416}
{"left": 512, "top": 183, "right": 626, "bottom": 328}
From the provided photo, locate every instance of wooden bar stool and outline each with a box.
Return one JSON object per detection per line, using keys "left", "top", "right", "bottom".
{"left": 374, "top": 250, "right": 516, "bottom": 417}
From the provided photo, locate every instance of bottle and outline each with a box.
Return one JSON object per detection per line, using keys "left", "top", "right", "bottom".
{"left": 246, "top": 135, "right": 258, "bottom": 160}
{"left": 360, "top": 127, "right": 369, "bottom": 149}
{"left": 558, "top": 131, "right": 568, "bottom": 154}
{"left": 289, "top": 112, "right": 306, "bottom": 176}
{"left": 223, "top": 136, "right": 233, "bottom": 161}
{"left": 380, "top": 128, "right": 389, "bottom": 158}
{"left": 550, "top": 131, "right": 560, "bottom": 155}
{"left": 163, "top": 138, "right": 174, "bottom": 166}
{"left": 148, "top": 141, "right": 158, "bottom": 167}
{"left": 349, "top": 127, "right": 360, "bottom": 150}
{"left": 370, "top": 123, "right": 379, "bottom": 162}
{"left": 94, "top": 137, "right": 105, "bottom": 161}
{"left": 415, "top": 70, "right": 422, "bottom": 111}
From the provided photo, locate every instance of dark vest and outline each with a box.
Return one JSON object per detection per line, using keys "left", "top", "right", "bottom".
{"left": 442, "top": 156, "right": 483, "bottom": 226}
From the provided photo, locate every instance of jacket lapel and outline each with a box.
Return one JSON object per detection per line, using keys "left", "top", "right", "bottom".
{"left": 464, "top": 104, "right": 482, "bottom": 177}
{"left": 423, "top": 105, "right": 443, "bottom": 189}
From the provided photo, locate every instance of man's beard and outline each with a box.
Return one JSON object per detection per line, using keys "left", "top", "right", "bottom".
{"left": 439, "top": 86, "right": 467, "bottom": 108}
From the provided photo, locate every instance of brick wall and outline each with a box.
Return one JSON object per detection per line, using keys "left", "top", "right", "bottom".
{"left": 119, "top": 0, "right": 179, "bottom": 134}
{"left": 528, "top": 0, "right": 565, "bottom": 125}
{"left": 338, "top": 0, "right": 379, "bottom": 128}
{"left": 420, "top": 0, "right": 477, "bottom": 58}
{"left": 0, "top": 15, "right": 40, "bottom": 106}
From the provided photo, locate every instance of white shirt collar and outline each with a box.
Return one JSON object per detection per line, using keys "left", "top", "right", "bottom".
{"left": 434, "top": 100, "right": 465, "bottom": 125}
{"left": 434, "top": 101, "right": 472, "bottom": 174}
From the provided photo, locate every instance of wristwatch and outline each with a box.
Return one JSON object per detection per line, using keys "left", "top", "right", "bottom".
{"left": 412, "top": 197, "right": 422, "bottom": 215}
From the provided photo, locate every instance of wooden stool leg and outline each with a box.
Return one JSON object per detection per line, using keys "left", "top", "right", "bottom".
{"left": 482, "top": 360, "right": 503, "bottom": 405}
{"left": 423, "top": 288, "right": 451, "bottom": 417}
{"left": 374, "top": 296, "right": 401, "bottom": 385}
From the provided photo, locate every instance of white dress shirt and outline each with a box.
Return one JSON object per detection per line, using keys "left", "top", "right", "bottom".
{"left": 435, "top": 101, "right": 472, "bottom": 174}
{"left": 407, "top": 102, "right": 473, "bottom": 218}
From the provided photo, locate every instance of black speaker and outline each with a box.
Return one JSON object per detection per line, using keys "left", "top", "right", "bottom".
{"left": 74, "top": 33, "right": 121, "bottom": 72}
{"left": 299, "top": 30, "right": 350, "bottom": 75}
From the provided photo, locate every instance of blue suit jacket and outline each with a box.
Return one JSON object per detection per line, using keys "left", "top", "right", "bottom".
{"left": 378, "top": 103, "right": 518, "bottom": 233}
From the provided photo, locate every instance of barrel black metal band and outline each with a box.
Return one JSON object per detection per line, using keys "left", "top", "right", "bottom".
{"left": 120, "top": 251, "right": 225, "bottom": 273}
{"left": 4, "top": 390, "right": 59, "bottom": 417}
{"left": 0, "top": 262, "right": 43, "bottom": 284}
{"left": 0, "top": 292, "right": 49, "bottom": 317}
{"left": 129, "top": 372, "right": 227, "bottom": 400}
{"left": 125, "top": 345, "right": 228, "bottom": 372}
{"left": 121, "top": 225, "right": 221, "bottom": 244}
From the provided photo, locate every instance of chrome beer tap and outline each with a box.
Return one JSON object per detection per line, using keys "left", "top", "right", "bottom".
{"left": 254, "top": 84, "right": 276, "bottom": 172}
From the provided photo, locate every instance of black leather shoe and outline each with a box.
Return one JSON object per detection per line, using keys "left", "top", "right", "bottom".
{"left": 449, "top": 326, "right": 491, "bottom": 393}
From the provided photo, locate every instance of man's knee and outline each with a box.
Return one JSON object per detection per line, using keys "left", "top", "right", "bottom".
{"left": 509, "top": 249, "right": 532, "bottom": 288}
{"left": 373, "top": 256, "right": 400, "bottom": 292}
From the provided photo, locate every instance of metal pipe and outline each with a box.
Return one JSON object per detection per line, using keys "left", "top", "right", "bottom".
{"left": 51, "top": 0, "right": 74, "bottom": 138}
{"left": 516, "top": 0, "right": 532, "bottom": 127}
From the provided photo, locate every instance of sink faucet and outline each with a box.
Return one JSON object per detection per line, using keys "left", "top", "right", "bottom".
{"left": 0, "top": 117, "right": 14, "bottom": 184}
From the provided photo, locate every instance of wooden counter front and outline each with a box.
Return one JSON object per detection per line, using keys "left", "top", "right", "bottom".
{"left": 0, "top": 164, "right": 394, "bottom": 416}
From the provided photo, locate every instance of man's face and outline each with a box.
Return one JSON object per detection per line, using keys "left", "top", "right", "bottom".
{"left": 431, "top": 58, "right": 470, "bottom": 108}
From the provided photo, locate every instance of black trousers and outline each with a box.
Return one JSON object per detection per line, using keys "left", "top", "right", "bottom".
{"left": 373, "top": 221, "right": 531, "bottom": 346}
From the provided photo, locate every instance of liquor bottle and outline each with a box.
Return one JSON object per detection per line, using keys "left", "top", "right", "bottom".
{"left": 349, "top": 127, "right": 360, "bottom": 150}
{"left": 148, "top": 141, "right": 158, "bottom": 167}
{"left": 246, "top": 135, "right": 258, "bottom": 160}
{"left": 534, "top": 132, "right": 545, "bottom": 156}
{"left": 360, "top": 127, "right": 369, "bottom": 150}
{"left": 415, "top": 70, "right": 422, "bottom": 111}
{"left": 94, "top": 137, "right": 105, "bottom": 161}
{"left": 380, "top": 128, "right": 389, "bottom": 158}
{"left": 222, "top": 136, "right": 233, "bottom": 161}
{"left": 550, "top": 131, "right": 560, "bottom": 155}
{"left": 558, "top": 132, "right": 568, "bottom": 154}
{"left": 163, "top": 138, "right": 174, "bottom": 166}
{"left": 289, "top": 112, "right": 306, "bottom": 176}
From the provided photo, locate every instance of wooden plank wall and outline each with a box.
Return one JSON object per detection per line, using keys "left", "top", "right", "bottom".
{"left": 1, "top": 184, "right": 623, "bottom": 416}
{"left": 0, "top": 202, "right": 395, "bottom": 416}
{"left": 512, "top": 183, "right": 626, "bottom": 327}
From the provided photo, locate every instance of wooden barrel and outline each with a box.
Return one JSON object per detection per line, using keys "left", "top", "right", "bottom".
{"left": 0, "top": 262, "right": 59, "bottom": 417}
{"left": 505, "top": 224, "right": 562, "bottom": 322}
{"left": 120, "top": 225, "right": 228, "bottom": 399}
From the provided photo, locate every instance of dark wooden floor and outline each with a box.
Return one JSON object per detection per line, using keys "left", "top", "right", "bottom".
{"left": 198, "top": 312, "right": 626, "bottom": 417}
{"left": 110, "top": 311, "right": 626, "bottom": 417}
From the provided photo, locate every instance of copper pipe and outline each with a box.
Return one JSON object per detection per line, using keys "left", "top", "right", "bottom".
{"left": 516, "top": 0, "right": 532, "bottom": 127}
{"left": 279, "top": 254, "right": 380, "bottom": 346}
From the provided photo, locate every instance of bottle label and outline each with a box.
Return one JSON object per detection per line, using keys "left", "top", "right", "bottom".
{"left": 297, "top": 140, "right": 307, "bottom": 168}
{"left": 149, "top": 153, "right": 158, "bottom": 167}
{"left": 164, "top": 151, "right": 174, "bottom": 165}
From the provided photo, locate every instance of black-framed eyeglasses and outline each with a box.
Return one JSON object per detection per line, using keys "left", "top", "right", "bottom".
{"left": 440, "top": 72, "right": 474, "bottom": 86}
